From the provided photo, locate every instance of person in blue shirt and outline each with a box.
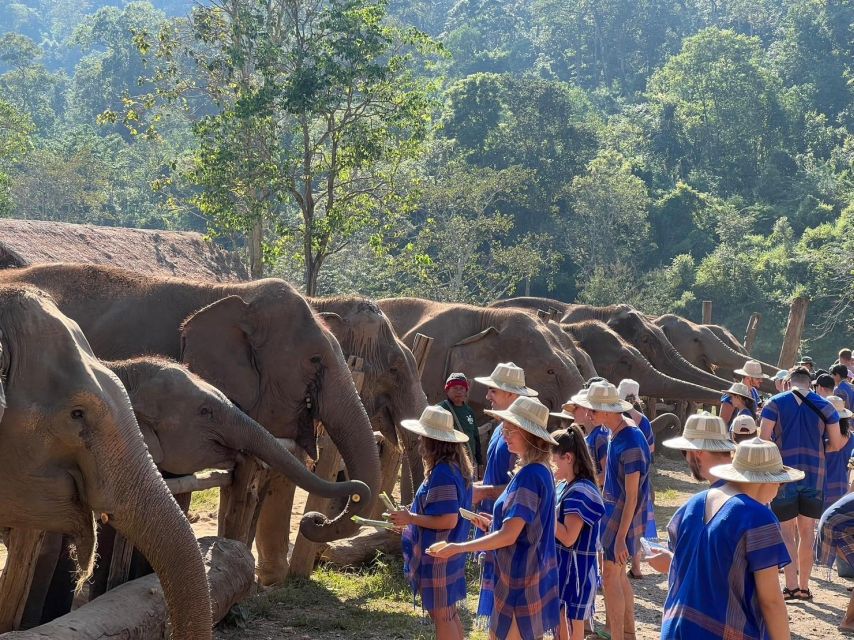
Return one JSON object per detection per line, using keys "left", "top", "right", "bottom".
{"left": 832, "top": 364, "right": 854, "bottom": 412}
{"left": 651, "top": 438, "right": 799, "bottom": 640}
{"left": 429, "top": 396, "right": 560, "bottom": 640}
{"left": 823, "top": 395, "right": 854, "bottom": 509}
{"left": 719, "top": 359, "right": 768, "bottom": 424}
{"left": 760, "top": 366, "right": 844, "bottom": 600}
{"left": 723, "top": 381, "right": 758, "bottom": 427}
{"left": 573, "top": 381, "right": 649, "bottom": 640}
{"left": 390, "top": 405, "right": 474, "bottom": 640}
{"left": 470, "top": 362, "right": 538, "bottom": 620}
{"left": 551, "top": 425, "right": 605, "bottom": 640}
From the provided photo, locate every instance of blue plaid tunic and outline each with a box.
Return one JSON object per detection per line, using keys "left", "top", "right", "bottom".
{"left": 823, "top": 435, "right": 854, "bottom": 509}
{"left": 401, "top": 461, "right": 472, "bottom": 616}
{"left": 835, "top": 380, "right": 854, "bottom": 412}
{"left": 555, "top": 478, "right": 604, "bottom": 621}
{"left": 662, "top": 491, "right": 790, "bottom": 639}
{"left": 601, "top": 424, "right": 650, "bottom": 561}
{"left": 488, "top": 462, "right": 560, "bottom": 640}
{"left": 585, "top": 425, "right": 609, "bottom": 478}
{"left": 817, "top": 491, "right": 854, "bottom": 569}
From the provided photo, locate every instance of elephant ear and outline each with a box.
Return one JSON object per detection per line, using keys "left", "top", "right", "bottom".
{"left": 446, "top": 326, "right": 500, "bottom": 377}
{"left": 137, "top": 418, "right": 164, "bottom": 466}
{"left": 317, "top": 312, "right": 348, "bottom": 341}
{"left": 180, "top": 296, "right": 260, "bottom": 413}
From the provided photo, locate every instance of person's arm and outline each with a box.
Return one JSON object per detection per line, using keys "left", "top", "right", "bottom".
{"left": 719, "top": 401, "right": 734, "bottom": 425}
{"left": 428, "top": 517, "right": 526, "bottom": 558}
{"left": 614, "top": 470, "right": 640, "bottom": 564}
{"left": 645, "top": 549, "right": 673, "bottom": 574}
{"left": 555, "top": 513, "right": 585, "bottom": 548}
{"left": 473, "top": 483, "right": 506, "bottom": 503}
{"left": 760, "top": 417, "right": 775, "bottom": 441}
{"left": 754, "top": 565, "right": 791, "bottom": 640}
{"left": 388, "top": 509, "right": 458, "bottom": 530}
{"left": 826, "top": 421, "right": 844, "bottom": 452}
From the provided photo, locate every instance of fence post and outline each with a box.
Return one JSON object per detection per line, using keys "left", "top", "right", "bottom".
{"left": 0, "top": 529, "right": 46, "bottom": 632}
{"left": 777, "top": 297, "right": 809, "bottom": 369}
{"left": 743, "top": 313, "right": 761, "bottom": 354}
{"left": 702, "top": 300, "right": 713, "bottom": 324}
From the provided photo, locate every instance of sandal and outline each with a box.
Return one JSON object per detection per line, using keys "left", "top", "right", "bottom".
{"left": 796, "top": 588, "right": 813, "bottom": 600}
{"left": 627, "top": 568, "right": 644, "bottom": 579}
{"left": 782, "top": 587, "right": 798, "bottom": 601}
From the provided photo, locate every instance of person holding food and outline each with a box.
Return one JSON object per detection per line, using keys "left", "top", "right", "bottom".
{"left": 428, "top": 396, "right": 560, "bottom": 640}
{"left": 388, "top": 405, "right": 474, "bottom": 640}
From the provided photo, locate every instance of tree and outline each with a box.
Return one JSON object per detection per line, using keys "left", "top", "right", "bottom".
{"left": 0, "top": 98, "right": 34, "bottom": 215}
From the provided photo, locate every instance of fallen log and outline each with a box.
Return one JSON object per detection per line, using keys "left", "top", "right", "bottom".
{"left": 0, "top": 536, "right": 253, "bottom": 639}
{"left": 320, "top": 527, "right": 402, "bottom": 567}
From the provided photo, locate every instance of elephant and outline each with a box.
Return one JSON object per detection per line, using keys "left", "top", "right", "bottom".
{"left": 0, "top": 284, "right": 211, "bottom": 640}
{"left": 705, "top": 323, "right": 750, "bottom": 356}
{"left": 0, "top": 263, "right": 381, "bottom": 586}
{"left": 309, "top": 296, "right": 428, "bottom": 501}
{"left": 560, "top": 320, "right": 722, "bottom": 403}
{"left": 377, "top": 298, "right": 585, "bottom": 416}
{"left": 654, "top": 314, "right": 778, "bottom": 393}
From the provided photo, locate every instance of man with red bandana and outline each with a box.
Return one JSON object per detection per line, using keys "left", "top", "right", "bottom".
{"left": 441, "top": 372, "right": 483, "bottom": 478}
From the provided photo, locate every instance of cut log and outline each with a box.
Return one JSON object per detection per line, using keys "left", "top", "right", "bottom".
{"left": 410, "top": 334, "right": 434, "bottom": 379}
{"left": 0, "top": 529, "right": 46, "bottom": 633}
{"left": 165, "top": 469, "right": 233, "bottom": 495}
{"left": 0, "top": 537, "right": 254, "bottom": 640}
{"left": 743, "top": 313, "right": 761, "bottom": 354}
{"left": 778, "top": 296, "right": 809, "bottom": 370}
{"left": 321, "top": 527, "right": 402, "bottom": 567}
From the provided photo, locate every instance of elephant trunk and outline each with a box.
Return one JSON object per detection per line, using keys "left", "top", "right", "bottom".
{"left": 221, "top": 409, "right": 371, "bottom": 502}
{"left": 102, "top": 404, "right": 212, "bottom": 640}
{"left": 657, "top": 339, "right": 732, "bottom": 390}
{"left": 300, "top": 363, "right": 381, "bottom": 542}
{"left": 635, "top": 357, "right": 722, "bottom": 404}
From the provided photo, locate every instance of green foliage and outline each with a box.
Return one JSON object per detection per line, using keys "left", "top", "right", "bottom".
{"left": 0, "top": 98, "right": 34, "bottom": 214}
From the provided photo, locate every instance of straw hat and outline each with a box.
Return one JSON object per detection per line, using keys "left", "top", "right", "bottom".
{"left": 710, "top": 438, "right": 805, "bottom": 483}
{"left": 724, "top": 382, "right": 753, "bottom": 400}
{"left": 731, "top": 414, "right": 758, "bottom": 436}
{"left": 827, "top": 395, "right": 853, "bottom": 419}
{"left": 549, "top": 400, "right": 576, "bottom": 420}
{"left": 734, "top": 360, "right": 770, "bottom": 379}
{"left": 485, "top": 396, "right": 559, "bottom": 445}
{"left": 474, "top": 362, "right": 538, "bottom": 397}
{"left": 571, "top": 381, "right": 632, "bottom": 413}
{"left": 617, "top": 379, "right": 640, "bottom": 401}
{"left": 400, "top": 406, "right": 469, "bottom": 443}
{"left": 662, "top": 411, "right": 736, "bottom": 452}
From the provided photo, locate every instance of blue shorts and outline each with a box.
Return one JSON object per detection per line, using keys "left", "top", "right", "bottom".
{"left": 771, "top": 482, "right": 823, "bottom": 521}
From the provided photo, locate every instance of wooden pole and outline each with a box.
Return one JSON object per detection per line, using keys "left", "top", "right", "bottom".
{"left": 743, "top": 313, "right": 761, "bottom": 354}
{"left": 410, "top": 333, "right": 434, "bottom": 379}
{"left": 777, "top": 296, "right": 809, "bottom": 369}
{"left": 0, "top": 529, "right": 46, "bottom": 632}
{"left": 702, "top": 300, "right": 713, "bottom": 324}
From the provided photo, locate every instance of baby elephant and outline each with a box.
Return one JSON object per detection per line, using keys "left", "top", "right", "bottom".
{"left": 107, "top": 357, "right": 367, "bottom": 501}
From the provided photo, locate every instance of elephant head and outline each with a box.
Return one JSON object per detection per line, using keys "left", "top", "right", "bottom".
{"left": 106, "top": 357, "right": 370, "bottom": 503}
{"left": 0, "top": 286, "right": 211, "bottom": 640}
{"left": 561, "top": 320, "right": 722, "bottom": 403}
{"left": 310, "top": 297, "right": 428, "bottom": 492}
{"left": 178, "top": 284, "right": 380, "bottom": 542}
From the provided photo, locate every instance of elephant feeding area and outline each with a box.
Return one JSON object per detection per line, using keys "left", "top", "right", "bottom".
{"left": 182, "top": 457, "right": 854, "bottom": 640}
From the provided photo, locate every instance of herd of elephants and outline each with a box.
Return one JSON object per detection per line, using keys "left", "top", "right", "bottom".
{"left": 0, "top": 263, "right": 779, "bottom": 639}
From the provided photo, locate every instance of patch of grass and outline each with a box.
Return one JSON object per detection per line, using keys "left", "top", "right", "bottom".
{"left": 189, "top": 487, "right": 220, "bottom": 515}
{"left": 656, "top": 488, "right": 682, "bottom": 504}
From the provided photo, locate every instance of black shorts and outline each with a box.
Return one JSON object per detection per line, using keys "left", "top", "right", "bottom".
{"left": 770, "top": 482, "right": 824, "bottom": 521}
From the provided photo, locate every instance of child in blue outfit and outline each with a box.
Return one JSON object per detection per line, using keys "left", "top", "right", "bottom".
{"left": 823, "top": 395, "right": 854, "bottom": 509}
{"left": 551, "top": 426, "right": 605, "bottom": 640}
{"left": 390, "top": 406, "right": 474, "bottom": 640}
{"left": 429, "top": 396, "right": 560, "bottom": 640}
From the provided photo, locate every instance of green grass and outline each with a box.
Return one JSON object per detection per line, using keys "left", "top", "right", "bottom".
{"left": 230, "top": 554, "right": 489, "bottom": 639}
{"left": 189, "top": 487, "right": 220, "bottom": 514}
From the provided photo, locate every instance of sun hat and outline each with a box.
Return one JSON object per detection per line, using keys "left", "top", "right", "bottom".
{"left": 444, "top": 372, "right": 469, "bottom": 391}
{"left": 724, "top": 381, "right": 753, "bottom": 400}
{"left": 485, "top": 396, "right": 559, "bottom": 445}
{"left": 733, "top": 360, "right": 771, "bottom": 379}
{"left": 400, "top": 406, "right": 469, "bottom": 443}
{"left": 797, "top": 356, "right": 814, "bottom": 366}
{"left": 827, "top": 395, "right": 853, "bottom": 419}
{"left": 710, "top": 438, "right": 804, "bottom": 483}
{"left": 549, "top": 399, "right": 577, "bottom": 420}
{"left": 773, "top": 370, "right": 788, "bottom": 382}
{"left": 571, "top": 381, "right": 632, "bottom": 413}
{"left": 731, "top": 414, "right": 758, "bottom": 436}
{"left": 617, "top": 379, "right": 640, "bottom": 401}
{"left": 662, "top": 411, "right": 736, "bottom": 452}
{"left": 474, "top": 362, "right": 538, "bottom": 397}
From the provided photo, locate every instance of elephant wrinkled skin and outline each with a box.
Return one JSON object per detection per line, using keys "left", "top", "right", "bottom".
{"left": 0, "top": 285, "right": 211, "bottom": 640}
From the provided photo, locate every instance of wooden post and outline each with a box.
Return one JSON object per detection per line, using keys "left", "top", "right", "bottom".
{"left": 410, "top": 333, "right": 434, "bottom": 379}
{"left": 702, "top": 300, "right": 713, "bottom": 324}
{"left": 743, "top": 313, "right": 761, "bottom": 354}
{"left": 0, "top": 529, "right": 46, "bottom": 632}
{"left": 777, "top": 296, "right": 809, "bottom": 370}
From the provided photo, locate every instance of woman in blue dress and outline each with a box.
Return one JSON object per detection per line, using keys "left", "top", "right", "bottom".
{"left": 429, "top": 396, "right": 560, "bottom": 640}
{"left": 823, "top": 395, "right": 854, "bottom": 509}
{"left": 389, "top": 405, "right": 474, "bottom": 640}
{"left": 551, "top": 425, "right": 605, "bottom": 640}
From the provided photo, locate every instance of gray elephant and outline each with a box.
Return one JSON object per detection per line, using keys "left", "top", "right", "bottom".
{"left": 0, "top": 285, "right": 211, "bottom": 640}
{"left": 0, "top": 263, "right": 380, "bottom": 586}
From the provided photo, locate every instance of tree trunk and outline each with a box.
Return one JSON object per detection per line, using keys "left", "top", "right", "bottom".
{"left": 778, "top": 297, "right": 809, "bottom": 369}
{"left": 249, "top": 218, "right": 263, "bottom": 280}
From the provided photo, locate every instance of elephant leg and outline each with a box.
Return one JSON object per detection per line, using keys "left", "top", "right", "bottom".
{"left": 255, "top": 475, "right": 297, "bottom": 586}
{"left": 399, "top": 456, "right": 414, "bottom": 505}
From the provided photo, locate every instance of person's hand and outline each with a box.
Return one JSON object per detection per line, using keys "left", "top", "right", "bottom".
{"left": 427, "top": 542, "right": 457, "bottom": 559}
{"left": 473, "top": 511, "right": 493, "bottom": 532}
{"left": 387, "top": 509, "right": 413, "bottom": 527}
{"left": 615, "top": 539, "right": 629, "bottom": 565}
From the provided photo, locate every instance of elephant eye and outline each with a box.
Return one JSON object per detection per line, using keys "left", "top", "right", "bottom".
{"left": 547, "top": 369, "right": 555, "bottom": 375}
{"left": 200, "top": 407, "right": 212, "bottom": 417}
{"left": 70, "top": 409, "right": 84, "bottom": 420}
{"left": 310, "top": 355, "right": 322, "bottom": 364}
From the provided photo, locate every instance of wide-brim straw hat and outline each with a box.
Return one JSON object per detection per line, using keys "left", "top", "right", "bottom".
{"left": 485, "top": 396, "right": 558, "bottom": 445}
{"left": 474, "top": 362, "right": 538, "bottom": 397}
{"left": 734, "top": 360, "right": 771, "bottom": 379}
{"left": 663, "top": 411, "right": 736, "bottom": 452}
{"left": 400, "top": 406, "right": 469, "bottom": 443}
{"left": 549, "top": 400, "right": 576, "bottom": 420}
{"left": 710, "top": 437, "right": 805, "bottom": 483}
{"left": 724, "top": 381, "right": 753, "bottom": 400}
{"left": 572, "top": 381, "right": 632, "bottom": 413}
{"left": 827, "top": 395, "right": 854, "bottom": 419}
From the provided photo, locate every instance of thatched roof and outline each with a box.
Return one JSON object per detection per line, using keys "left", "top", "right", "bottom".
{"left": 0, "top": 219, "right": 249, "bottom": 282}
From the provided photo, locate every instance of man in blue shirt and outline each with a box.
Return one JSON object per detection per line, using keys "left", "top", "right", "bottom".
{"left": 832, "top": 364, "right": 854, "bottom": 412}
{"left": 760, "top": 366, "right": 843, "bottom": 600}
{"left": 719, "top": 359, "right": 767, "bottom": 424}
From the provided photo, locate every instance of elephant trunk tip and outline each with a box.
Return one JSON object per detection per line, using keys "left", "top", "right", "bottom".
{"left": 297, "top": 480, "right": 373, "bottom": 543}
